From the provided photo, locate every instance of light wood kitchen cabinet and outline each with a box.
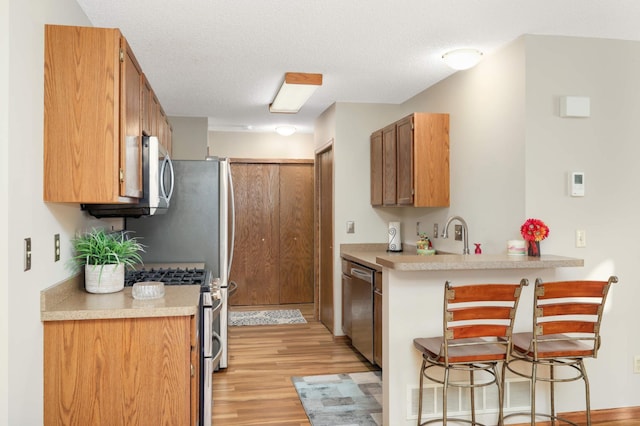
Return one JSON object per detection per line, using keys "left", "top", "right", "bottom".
{"left": 44, "top": 315, "right": 199, "bottom": 426}
{"left": 341, "top": 261, "right": 353, "bottom": 337}
{"left": 370, "top": 112, "right": 450, "bottom": 207}
{"left": 44, "top": 25, "right": 141, "bottom": 203}
{"left": 141, "top": 75, "right": 156, "bottom": 137}
{"left": 230, "top": 161, "right": 314, "bottom": 306}
{"left": 370, "top": 130, "right": 383, "bottom": 205}
{"left": 373, "top": 270, "right": 383, "bottom": 368}
{"left": 157, "top": 104, "right": 173, "bottom": 155}
{"left": 382, "top": 123, "right": 397, "bottom": 205}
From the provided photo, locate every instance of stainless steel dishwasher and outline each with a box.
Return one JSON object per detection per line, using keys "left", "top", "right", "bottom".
{"left": 349, "top": 262, "right": 375, "bottom": 364}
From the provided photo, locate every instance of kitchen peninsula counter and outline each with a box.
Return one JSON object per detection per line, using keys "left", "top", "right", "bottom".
{"left": 340, "top": 243, "right": 584, "bottom": 271}
{"left": 41, "top": 273, "right": 200, "bottom": 321}
{"left": 341, "top": 243, "right": 585, "bottom": 425}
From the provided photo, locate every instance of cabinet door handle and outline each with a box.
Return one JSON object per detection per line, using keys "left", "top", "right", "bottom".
{"left": 190, "top": 364, "right": 195, "bottom": 377}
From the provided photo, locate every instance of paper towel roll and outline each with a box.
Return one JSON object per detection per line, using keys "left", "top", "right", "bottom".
{"left": 388, "top": 222, "right": 402, "bottom": 252}
{"left": 507, "top": 239, "right": 526, "bottom": 255}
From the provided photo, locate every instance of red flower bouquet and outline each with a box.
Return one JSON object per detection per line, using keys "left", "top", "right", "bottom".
{"left": 520, "top": 218, "right": 549, "bottom": 256}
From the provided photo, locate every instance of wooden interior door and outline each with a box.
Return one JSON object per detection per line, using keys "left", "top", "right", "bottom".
{"left": 230, "top": 163, "right": 280, "bottom": 305}
{"left": 317, "top": 147, "right": 334, "bottom": 332}
{"left": 279, "top": 163, "right": 314, "bottom": 303}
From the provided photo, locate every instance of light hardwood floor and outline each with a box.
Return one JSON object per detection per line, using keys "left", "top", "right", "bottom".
{"left": 213, "top": 304, "right": 639, "bottom": 426}
{"left": 212, "top": 304, "right": 377, "bottom": 425}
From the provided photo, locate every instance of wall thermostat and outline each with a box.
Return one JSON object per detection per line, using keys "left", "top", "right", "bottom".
{"left": 570, "top": 172, "right": 585, "bottom": 197}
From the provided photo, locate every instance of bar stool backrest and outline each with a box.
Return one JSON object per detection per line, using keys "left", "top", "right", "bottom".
{"left": 442, "top": 279, "right": 528, "bottom": 364}
{"left": 529, "top": 276, "right": 618, "bottom": 360}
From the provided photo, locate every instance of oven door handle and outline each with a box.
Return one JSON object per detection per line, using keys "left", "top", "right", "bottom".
{"left": 212, "top": 332, "right": 223, "bottom": 368}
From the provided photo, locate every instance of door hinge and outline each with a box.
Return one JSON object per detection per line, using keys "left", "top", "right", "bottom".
{"left": 119, "top": 48, "right": 124, "bottom": 62}
{"left": 119, "top": 169, "right": 124, "bottom": 182}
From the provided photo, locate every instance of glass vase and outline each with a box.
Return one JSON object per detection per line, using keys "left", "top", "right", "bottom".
{"left": 527, "top": 241, "right": 540, "bottom": 257}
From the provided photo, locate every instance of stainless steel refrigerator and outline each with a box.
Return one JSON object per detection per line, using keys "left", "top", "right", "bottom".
{"left": 126, "top": 158, "right": 234, "bottom": 369}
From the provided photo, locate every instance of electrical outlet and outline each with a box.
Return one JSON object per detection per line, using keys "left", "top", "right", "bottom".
{"left": 634, "top": 356, "right": 640, "bottom": 374}
{"left": 24, "top": 237, "right": 32, "bottom": 271}
{"left": 433, "top": 223, "right": 438, "bottom": 238}
{"left": 54, "top": 234, "right": 61, "bottom": 262}
{"left": 454, "top": 224, "right": 463, "bottom": 241}
{"left": 634, "top": 355, "right": 640, "bottom": 374}
{"left": 576, "top": 229, "right": 586, "bottom": 248}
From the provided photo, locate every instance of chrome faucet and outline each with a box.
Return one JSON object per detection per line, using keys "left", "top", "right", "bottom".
{"left": 441, "top": 216, "right": 470, "bottom": 254}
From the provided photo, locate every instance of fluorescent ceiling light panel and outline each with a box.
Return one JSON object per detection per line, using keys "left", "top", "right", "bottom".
{"left": 269, "top": 72, "right": 323, "bottom": 113}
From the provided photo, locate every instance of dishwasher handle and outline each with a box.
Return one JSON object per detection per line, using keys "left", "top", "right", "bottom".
{"left": 350, "top": 267, "right": 373, "bottom": 283}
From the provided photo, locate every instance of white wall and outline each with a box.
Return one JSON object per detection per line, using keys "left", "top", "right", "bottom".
{"left": 1, "top": 0, "right": 9, "bottom": 423}
{"left": 5, "top": 1, "right": 122, "bottom": 423}
{"left": 400, "top": 38, "right": 527, "bottom": 255}
{"left": 522, "top": 35, "right": 640, "bottom": 409}
{"left": 209, "top": 130, "right": 315, "bottom": 159}
{"left": 329, "top": 102, "right": 400, "bottom": 333}
{"left": 169, "top": 116, "right": 209, "bottom": 160}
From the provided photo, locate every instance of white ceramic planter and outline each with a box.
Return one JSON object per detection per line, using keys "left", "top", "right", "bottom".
{"left": 84, "top": 263, "right": 125, "bottom": 294}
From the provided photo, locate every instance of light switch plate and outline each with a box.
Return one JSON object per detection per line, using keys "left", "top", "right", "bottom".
{"left": 346, "top": 221, "right": 355, "bottom": 234}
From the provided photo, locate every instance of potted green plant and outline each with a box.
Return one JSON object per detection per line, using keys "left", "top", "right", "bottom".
{"left": 71, "top": 228, "right": 144, "bottom": 294}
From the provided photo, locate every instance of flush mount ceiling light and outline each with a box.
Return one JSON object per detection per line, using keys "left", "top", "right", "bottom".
{"left": 442, "top": 48, "right": 483, "bottom": 70}
{"left": 269, "top": 72, "right": 323, "bottom": 113}
{"left": 275, "top": 126, "right": 296, "bottom": 136}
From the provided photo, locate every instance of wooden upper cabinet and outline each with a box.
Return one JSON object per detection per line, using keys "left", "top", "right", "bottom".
{"left": 370, "top": 130, "right": 383, "bottom": 206}
{"left": 141, "top": 75, "right": 156, "bottom": 137}
{"left": 43, "top": 24, "right": 165, "bottom": 203}
{"left": 120, "top": 37, "right": 143, "bottom": 199}
{"left": 396, "top": 115, "right": 414, "bottom": 205}
{"left": 371, "top": 113, "right": 450, "bottom": 207}
{"left": 382, "top": 123, "right": 397, "bottom": 206}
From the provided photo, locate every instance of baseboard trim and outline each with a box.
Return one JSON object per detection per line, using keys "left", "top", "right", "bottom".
{"left": 510, "top": 406, "right": 640, "bottom": 425}
{"left": 332, "top": 335, "right": 350, "bottom": 344}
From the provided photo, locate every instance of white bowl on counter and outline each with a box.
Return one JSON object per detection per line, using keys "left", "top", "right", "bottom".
{"left": 132, "top": 281, "right": 165, "bottom": 300}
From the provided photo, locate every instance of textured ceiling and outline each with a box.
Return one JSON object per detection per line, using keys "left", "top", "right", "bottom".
{"left": 75, "top": 0, "right": 640, "bottom": 134}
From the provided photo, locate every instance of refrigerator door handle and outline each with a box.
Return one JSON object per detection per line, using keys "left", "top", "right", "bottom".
{"left": 228, "top": 281, "right": 238, "bottom": 298}
{"left": 227, "top": 159, "right": 235, "bottom": 281}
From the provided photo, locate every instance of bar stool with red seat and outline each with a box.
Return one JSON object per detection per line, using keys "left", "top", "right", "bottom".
{"left": 503, "top": 276, "right": 618, "bottom": 426}
{"left": 413, "top": 279, "right": 529, "bottom": 426}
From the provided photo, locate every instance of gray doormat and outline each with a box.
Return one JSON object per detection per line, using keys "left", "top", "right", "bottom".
{"left": 292, "top": 371, "right": 382, "bottom": 426}
{"left": 229, "top": 309, "right": 307, "bottom": 326}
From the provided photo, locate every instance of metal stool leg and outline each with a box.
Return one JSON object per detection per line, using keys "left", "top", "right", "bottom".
{"left": 442, "top": 367, "right": 449, "bottom": 425}
{"left": 418, "top": 359, "right": 426, "bottom": 426}
{"left": 530, "top": 362, "right": 537, "bottom": 426}
{"left": 581, "top": 359, "right": 592, "bottom": 426}
{"left": 550, "top": 364, "right": 556, "bottom": 426}
{"left": 469, "top": 369, "right": 476, "bottom": 425}
{"left": 495, "top": 363, "right": 504, "bottom": 426}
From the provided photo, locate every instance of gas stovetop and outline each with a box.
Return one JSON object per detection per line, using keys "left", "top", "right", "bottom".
{"left": 125, "top": 267, "right": 211, "bottom": 291}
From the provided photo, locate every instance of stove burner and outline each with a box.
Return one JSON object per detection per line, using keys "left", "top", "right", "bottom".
{"left": 125, "top": 267, "right": 211, "bottom": 290}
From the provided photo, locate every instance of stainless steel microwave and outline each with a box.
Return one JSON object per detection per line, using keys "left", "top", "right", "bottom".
{"left": 82, "top": 136, "right": 174, "bottom": 218}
